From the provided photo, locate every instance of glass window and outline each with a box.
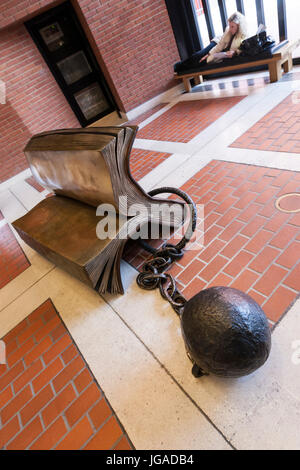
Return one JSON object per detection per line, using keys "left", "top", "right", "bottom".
{"left": 226, "top": 0, "right": 238, "bottom": 18}
{"left": 243, "top": 0, "right": 258, "bottom": 36}
{"left": 208, "top": 0, "right": 225, "bottom": 36}
{"left": 193, "top": 0, "right": 210, "bottom": 46}
{"left": 198, "top": 13, "right": 210, "bottom": 46}
{"left": 264, "top": 0, "right": 279, "bottom": 43}
{"left": 286, "top": 0, "right": 300, "bottom": 58}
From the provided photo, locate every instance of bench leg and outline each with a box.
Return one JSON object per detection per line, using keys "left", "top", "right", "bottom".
{"left": 183, "top": 77, "right": 192, "bottom": 93}
{"left": 268, "top": 61, "right": 282, "bottom": 83}
{"left": 194, "top": 75, "right": 203, "bottom": 85}
{"left": 283, "top": 54, "right": 293, "bottom": 74}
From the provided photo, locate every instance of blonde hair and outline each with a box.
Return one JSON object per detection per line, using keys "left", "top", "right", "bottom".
{"left": 227, "top": 11, "right": 248, "bottom": 39}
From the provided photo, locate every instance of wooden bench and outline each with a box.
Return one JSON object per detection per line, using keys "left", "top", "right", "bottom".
{"left": 175, "top": 39, "right": 300, "bottom": 92}
{"left": 12, "top": 127, "right": 183, "bottom": 295}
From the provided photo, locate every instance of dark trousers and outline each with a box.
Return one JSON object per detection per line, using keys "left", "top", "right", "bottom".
{"left": 174, "top": 41, "right": 217, "bottom": 73}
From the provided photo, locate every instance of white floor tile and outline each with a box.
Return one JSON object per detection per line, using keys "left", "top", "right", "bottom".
{"left": 0, "top": 189, "right": 27, "bottom": 222}
{"left": 133, "top": 139, "right": 188, "bottom": 154}
{"left": 138, "top": 153, "right": 193, "bottom": 192}
{"left": 9, "top": 180, "right": 45, "bottom": 211}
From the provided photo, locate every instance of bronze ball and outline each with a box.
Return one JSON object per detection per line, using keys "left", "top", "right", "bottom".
{"left": 181, "top": 286, "right": 271, "bottom": 378}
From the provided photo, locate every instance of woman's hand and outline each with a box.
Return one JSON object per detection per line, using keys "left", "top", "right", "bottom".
{"left": 199, "top": 54, "right": 208, "bottom": 62}
{"left": 226, "top": 50, "right": 235, "bottom": 58}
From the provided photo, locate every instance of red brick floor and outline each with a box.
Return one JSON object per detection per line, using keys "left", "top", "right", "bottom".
{"left": 124, "top": 160, "right": 300, "bottom": 325}
{"left": 0, "top": 299, "right": 132, "bottom": 450}
{"left": 0, "top": 223, "right": 30, "bottom": 289}
{"left": 136, "top": 97, "right": 245, "bottom": 143}
{"left": 25, "top": 176, "right": 44, "bottom": 193}
{"left": 231, "top": 92, "right": 300, "bottom": 153}
{"left": 130, "top": 149, "right": 171, "bottom": 181}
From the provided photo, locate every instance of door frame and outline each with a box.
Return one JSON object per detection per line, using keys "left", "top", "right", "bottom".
{"left": 25, "top": 1, "right": 120, "bottom": 126}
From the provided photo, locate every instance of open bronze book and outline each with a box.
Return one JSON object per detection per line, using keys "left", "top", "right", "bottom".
{"left": 13, "top": 126, "right": 183, "bottom": 294}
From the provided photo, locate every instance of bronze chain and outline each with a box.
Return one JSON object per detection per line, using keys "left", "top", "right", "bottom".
{"left": 136, "top": 187, "right": 197, "bottom": 316}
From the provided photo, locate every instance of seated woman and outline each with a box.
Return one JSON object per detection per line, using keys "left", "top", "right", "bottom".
{"left": 174, "top": 12, "right": 248, "bottom": 73}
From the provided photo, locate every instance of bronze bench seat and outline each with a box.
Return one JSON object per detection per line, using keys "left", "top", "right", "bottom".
{"left": 12, "top": 126, "right": 183, "bottom": 294}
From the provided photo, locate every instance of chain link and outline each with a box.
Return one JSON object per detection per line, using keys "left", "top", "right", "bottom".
{"left": 136, "top": 187, "right": 197, "bottom": 316}
{"left": 136, "top": 246, "right": 186, "bottom": 316}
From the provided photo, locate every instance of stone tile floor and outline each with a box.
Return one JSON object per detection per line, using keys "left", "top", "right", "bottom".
{"left": 0, "top": 67, "right": 300, "bottom": 450}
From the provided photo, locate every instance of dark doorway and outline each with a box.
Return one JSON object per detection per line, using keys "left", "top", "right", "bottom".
{"left": 25, "top": 1, "right": 118, "bottom": 126}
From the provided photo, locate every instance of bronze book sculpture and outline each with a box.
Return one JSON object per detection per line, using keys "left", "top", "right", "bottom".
{"left": 12, "top": 126, "right": 183, "bottom": 295}
{"left": 12, "top": 126, "right": 272, "bottom": 379}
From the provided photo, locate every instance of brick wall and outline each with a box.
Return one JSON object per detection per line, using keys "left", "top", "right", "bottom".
{"left": 0, "top": 0, "right": 179, "bottom": 183}
{"left": 0, "top": 22, "right": 80, "bottom": 183}
{"left": 0, "top": 1, "right": 59, "bottom": 30}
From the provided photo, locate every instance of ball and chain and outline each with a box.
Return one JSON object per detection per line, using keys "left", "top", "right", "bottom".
{"left": 136, "top": 187, "right": 271, "bottom": 379}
